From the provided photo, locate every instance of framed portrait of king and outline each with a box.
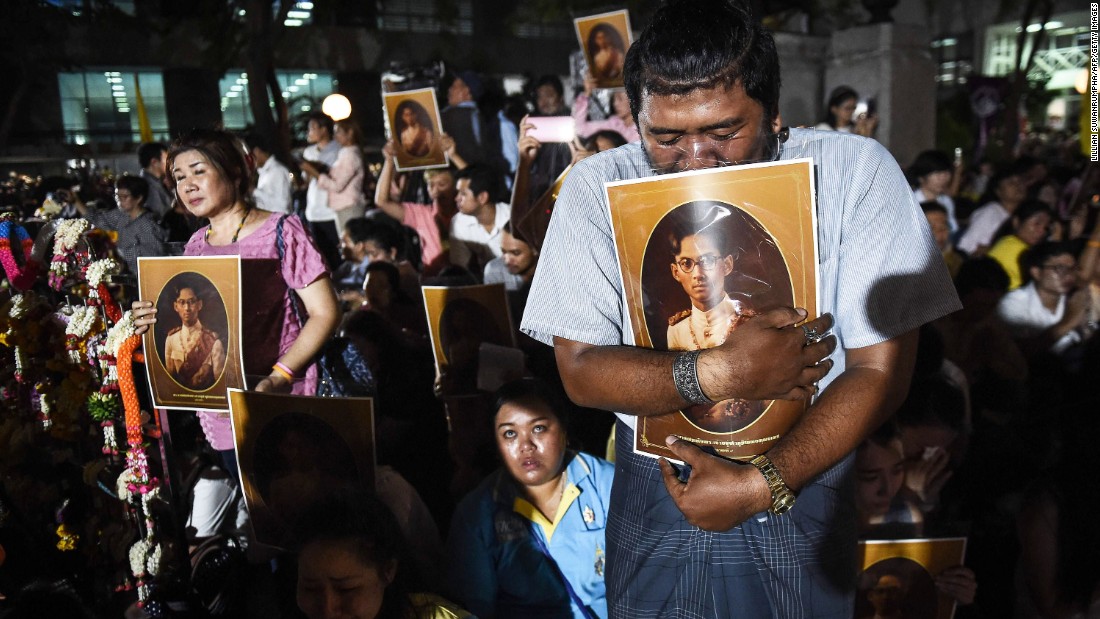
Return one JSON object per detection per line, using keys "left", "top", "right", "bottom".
{"left": 138, "top": 256, "right": 246, "bottom": 411}
{"left": 605, "top": 158, "right": 819, "bottom": 461}
{"left": 856, "top": 538, "right": 968, "bottom": 619}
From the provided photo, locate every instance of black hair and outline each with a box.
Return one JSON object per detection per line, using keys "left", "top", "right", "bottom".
{"left": 137, "top": 142, "right": 167, "bottom": 169}
{"left": 347, "top": 218, "right": 400, "bottom": 254}
{"left": 115, "top": 174, "right": 149, "bottom": 205}
{"left": 455, "top": 164, "right": 501, "bottom": 204}
{"left": 821, "top": 85, "right": 858, "bottom": 129}
{"left": 244, "top": 131, "right": 273, "bottom": 155}
{"left": 492, "top": 377, "right": 570, "bottom": 429}
{"left": 624, "top": 0, "right": 781, "bottom": 125}
{"left": 365, "top": 261, "right": 403, "bottom": 298}
{"left": 978, "top": 167, "right": 1019, "bottom": 205}
{"left": 167, "top": 128, "right": 252, "bottom": 209}
{"left": 1021, "top": 241, "right": 1076, "bottom": 283}
{"left": 306, "top": 111, "right": 335, "bottom": 137}
{"left": 667, "top": 201, "right": 733, "bottom": 258}
{"left": 864, "top": 418, "right": 902, "bottom": 450}
{"left": 953, "top": 257, "right": 1009, "bottom": 299}
{"left": 534, "top": 74, "right": 564, "bottom": 99}
{"left": 990, "top": 199, "right": 1052, "bottom": 244}
{"left": 908, "top": 150, "right": 953, "bottom": 181}
{"left": 585, "top": 129, "right": 628, "bottom": 151}
{"left": 919, "top": 200, "right": 947, "bottom": 217}
{"left": 292, "top": 491, "right": 418, "bottom": 619}
{"left": 171, "top": 274, "right": 206, "bottom": 301}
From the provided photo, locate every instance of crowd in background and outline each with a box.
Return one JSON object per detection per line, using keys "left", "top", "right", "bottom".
{"left": 0, "top": 62, "right": 1098, "bottom": 619}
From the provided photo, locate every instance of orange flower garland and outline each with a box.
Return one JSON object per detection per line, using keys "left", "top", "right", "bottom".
{"left": 115, "top": 333, "right": 142, "bottom": 446}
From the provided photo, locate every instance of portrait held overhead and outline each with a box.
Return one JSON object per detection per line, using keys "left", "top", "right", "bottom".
{"left": 384, "top": 87, "right": 449, "bottom": 171}
{"left": 2, "top": 0, "right": 1098, "bottom": 616}
{"left": 575, "top": 10, "right": 633, "bottom": 89}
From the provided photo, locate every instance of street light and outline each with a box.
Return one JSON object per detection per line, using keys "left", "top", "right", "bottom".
{"left": 322, "top": 94, "right": 352, "bottom": 121}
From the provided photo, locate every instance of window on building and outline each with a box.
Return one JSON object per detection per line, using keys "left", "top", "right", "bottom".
{"left": 57, "top": 70, "right": 168, "bottom": 145}
{"left": 932, "top": 34, "right": 974, "bottom": 88}
{"left": 378, "top": 0, "right": 473, "bottom": 35}
{"left": 219, "top": 71, "right": 337, "bottom": 130}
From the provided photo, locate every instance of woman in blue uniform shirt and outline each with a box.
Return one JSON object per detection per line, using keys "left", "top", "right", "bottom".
{"left": 445, "top": 378, "right": 614, "bottom": 619}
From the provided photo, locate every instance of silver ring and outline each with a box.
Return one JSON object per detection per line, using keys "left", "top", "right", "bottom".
{"left": 801, "top": 324, "right": 820, "bottom": 345}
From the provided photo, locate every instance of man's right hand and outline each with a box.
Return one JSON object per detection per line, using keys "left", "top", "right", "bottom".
{"left": 698, "top": 308, "right": 836, "bottom": 402}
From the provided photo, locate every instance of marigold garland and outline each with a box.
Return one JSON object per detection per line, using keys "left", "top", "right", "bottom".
{"left": 56, "top": 524, "right": 79, "bottom": 551}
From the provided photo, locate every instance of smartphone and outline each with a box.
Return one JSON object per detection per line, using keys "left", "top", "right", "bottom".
{"left": 853, "top": 100, "right": 868, "bottom": 118}
{"left": 527, "top": 116, "right": 576, "bottom": 143}
{"left": 953, "top": 147, "right": 963, "bottom": 164}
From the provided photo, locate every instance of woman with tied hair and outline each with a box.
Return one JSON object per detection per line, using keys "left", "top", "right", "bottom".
{"left": 131, "top": 128, "right": 340, "bottom": 467}
{"left": 301, "top": 118, "right": 368, "bottom": 237}
{"left": 446, "top": 378, "right": 614, "bottom": 619}
{"left": 814, "top": 85, "right": 877, "bottom": 137}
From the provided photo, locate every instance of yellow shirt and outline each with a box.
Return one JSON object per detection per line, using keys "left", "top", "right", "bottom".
{"left": 987, "top": 234, "right": 1028, "bottom": 290}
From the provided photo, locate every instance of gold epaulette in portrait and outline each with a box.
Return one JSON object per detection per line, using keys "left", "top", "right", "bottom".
{"left": 668, "top": 309, "right": 691, "bottom": 326}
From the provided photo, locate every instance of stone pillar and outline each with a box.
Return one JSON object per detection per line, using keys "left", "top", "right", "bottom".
{"left": 775, "top": 32, "right": 829, "bottom": 129}
{"left": 826, "top": 23, "right": 936, "bottom": 169}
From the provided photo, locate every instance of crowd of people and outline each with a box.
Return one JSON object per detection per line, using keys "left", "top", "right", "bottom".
{"left": 0, "top": 0, "right": 1098, "bottom": 617}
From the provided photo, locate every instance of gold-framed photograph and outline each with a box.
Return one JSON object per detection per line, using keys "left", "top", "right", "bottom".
{"left": 856, "top": 538, "right": 968, "bottom": 619}
{"left": 383, "top": 87, "right": 449, "bottom": 172}
{"left": 229, "top": 389, "right": 375, "bottom": 549}
{"left": 605, "top": 159, "right": 819, "bottom": 461}
{"left": 574, "top": 10, "right": 633, "bottom": 89}
{"left": 138, "top": 256, "right": 246, "bottom": 411}
{"left": 422, "top": 284, "right": 516, "bottom": 394}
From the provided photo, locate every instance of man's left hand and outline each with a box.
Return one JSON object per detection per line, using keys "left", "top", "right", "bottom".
{"left": 659, "top": 437, "right": 772, "bottom": 531}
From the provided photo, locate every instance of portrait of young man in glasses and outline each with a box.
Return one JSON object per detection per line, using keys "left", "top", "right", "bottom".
{"left": 163, "top": 278, "right": 226, "bottom": 391}
{"left": 521, "top": 0, "right": 961, "bottom": 615}
{"left": 664, "top": 202, "right": 765, "bottom": 432}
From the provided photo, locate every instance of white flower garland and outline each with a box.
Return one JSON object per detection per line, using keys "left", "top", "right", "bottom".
{"left": 5, "top": 294, "right": 29, "bottom": 320}
{"left": 65, "top": 306, "right": 99, "bottom": 339}
{"left": 131, "top": 538, "right": 161, "bottom": 577}
{"left": 85, "top": 259, "right": 120, "bottom": 288}
{"left": 103, "top": 310, "right": 136, "bottom": 358}
{"left": 116, "top": 468, "right": 138, "bottom": 503}
{"left": 53, "top": 219, "right": 89, "bottom": 254}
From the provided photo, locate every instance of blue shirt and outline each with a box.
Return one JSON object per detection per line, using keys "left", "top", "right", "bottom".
{"left": 446, "top": 451, "right": 614, "bottom": 619}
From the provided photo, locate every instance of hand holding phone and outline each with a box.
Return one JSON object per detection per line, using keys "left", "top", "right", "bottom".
{"left": 526, "top": 116, "right": 576, "bottom": 143}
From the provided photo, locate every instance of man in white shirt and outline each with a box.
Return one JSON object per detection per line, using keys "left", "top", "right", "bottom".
{"left": 451, "top": 165, "right": 511, "bottom": 278}
{"left": 997, "top": 241, "right": 1096, "bottom": 355}
{"left": 956, "top": 171, "right": 1025, "bottom": 256}
{"left": 302, "top": 112, "right": 342, "bottom": 267}
{"left": 247, "top": 133, "right": 291, "bottom": 214}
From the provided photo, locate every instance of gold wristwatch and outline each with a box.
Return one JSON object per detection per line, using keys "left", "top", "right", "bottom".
{"left": 749, "top": 454, "right": 796, "bottom": 515}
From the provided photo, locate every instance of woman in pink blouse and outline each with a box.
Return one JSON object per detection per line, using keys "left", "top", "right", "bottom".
{"left": 301, "top": 119, "right": 367, "bottom": 236}
{"left": 132, "top": 128, "right": 340, "bottom": 461}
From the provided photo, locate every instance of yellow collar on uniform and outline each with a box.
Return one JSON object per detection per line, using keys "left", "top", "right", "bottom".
{"left": 513, "top": 474, "right": 580, "bottom": 544}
